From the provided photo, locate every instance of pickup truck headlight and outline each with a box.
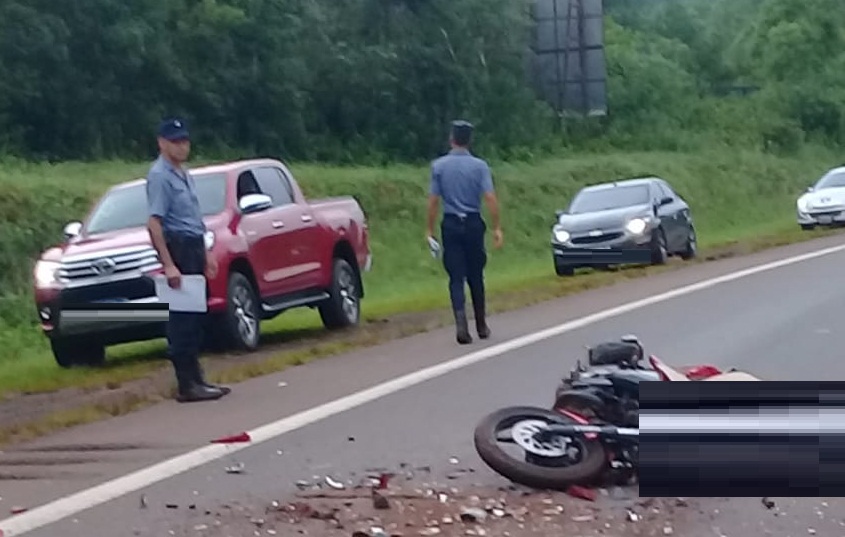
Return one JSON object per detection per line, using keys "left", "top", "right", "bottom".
{"left": 552, "top": 225, "right": 570, "bottom": 243}
{"left": 625, "top": 218, "right": 648, "bottom": 235}
{"left": 34, "top": 260, "right": 61, "bottom": 286}
{"left": 204, "top": 231, "right": 215, "bottom": 250}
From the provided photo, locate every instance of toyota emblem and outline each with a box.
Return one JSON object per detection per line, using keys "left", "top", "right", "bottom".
{"left": 92, "top": 258, "right": 117, "bottom": 275}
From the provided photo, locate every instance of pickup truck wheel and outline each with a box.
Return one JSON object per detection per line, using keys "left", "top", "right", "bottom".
{"left": 319, "top": 258, "right": 361, "bottom": 330}
{"left": 50, "top": 338, "right": 106, "bottom": 368}
{"left": 223, "top": 272, "right": 261, "bottom": 351}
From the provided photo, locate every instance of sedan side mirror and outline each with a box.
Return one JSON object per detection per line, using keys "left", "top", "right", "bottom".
{"left": 63, "top": 221, "right": 82, "bottom": 240}
{"left": 238, "top": 193, "right": 273, "bottom": 214}
{"left": 659, "top": 196, "right": 673, "bottom": 206}
{"left": 806, "top": 186, "right": 815, "bottom": 193}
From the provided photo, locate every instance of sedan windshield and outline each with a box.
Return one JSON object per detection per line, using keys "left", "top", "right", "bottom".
{"left": 815, "top": 170, "right": 845, "bottom": 190}
{"left": 85, "top": 173, "right": 228, "bottom": 235}
{"left": 568, "top": 184, "right": 650, "bottom": 214}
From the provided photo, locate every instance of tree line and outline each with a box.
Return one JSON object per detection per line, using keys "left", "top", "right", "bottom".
{"left": 0, "top": 0, "right": 842, "bottom": 164}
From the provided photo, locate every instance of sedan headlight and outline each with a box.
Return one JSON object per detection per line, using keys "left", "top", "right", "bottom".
{"left": 34, "top": 260, "right": 61, "bottom": 286}
{"left": 204, "top": 230, "right": 215, "bottom": 250}
{"left": 552, "top": 225, "right": 570, "bottom": 243}
{"left": 625, "top": 218, "right": 648, "bottom": 235}
{"left": 797, "top": 199, "right": 810, "bottom": 213}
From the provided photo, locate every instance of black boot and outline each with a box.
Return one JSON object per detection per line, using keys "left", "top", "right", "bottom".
{"left": 474, "top": 303, "right": 491, "bottom": 339}
{"left": 455, "top": 309, "right": 472, "bottom": 345}
{"left": 189, "top": 359, "right": 231, "bottom": 396}
{"left": 174, "top": 364, "right": 227, "bottom": 403}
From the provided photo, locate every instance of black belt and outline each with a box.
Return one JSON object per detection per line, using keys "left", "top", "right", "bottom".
{"left": 444, "top": 212, "right": 481, "bottom": 221}
{"left": 164, "top": 231, "right": 204, "bottom": 244}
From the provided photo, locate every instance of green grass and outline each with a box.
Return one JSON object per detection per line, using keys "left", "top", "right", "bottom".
{"left": 0, "top": 144, "right": 837, "bottom": 397}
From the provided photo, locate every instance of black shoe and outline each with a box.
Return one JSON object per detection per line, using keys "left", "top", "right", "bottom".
{"left": 202, "top": 382, "right": 232, "bottom": 396}
{"left": 455, "top": 310, "right": 473, "bottom": 345}
{"left": 474, "top": 307, "right": 491, "bottom": 339}
{"left": 176, "top": 384, "right": 228, "bottom": 403}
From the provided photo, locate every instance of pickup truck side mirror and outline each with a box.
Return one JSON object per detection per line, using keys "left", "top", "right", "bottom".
{"left": 238, "top": 193, "right": 273, "bottom": 214}
{"left": 63, "top": 221, "right": 82, "bottom": 240}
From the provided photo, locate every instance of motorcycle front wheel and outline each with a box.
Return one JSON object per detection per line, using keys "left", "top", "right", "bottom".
{"left": 473, "top": 405, "right": 607, "bottom": 490}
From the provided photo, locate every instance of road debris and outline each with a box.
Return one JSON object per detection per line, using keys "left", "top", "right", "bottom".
{"left": 210, "top": 432, "right": 251, "bottom": 444}
{"left": 224, "top": 462, "right": 245, "bottom": 474}
{"left": 167, "top": 477, "right": 694, "bottom": 537}
{"left": 325, "top": 475, "right": 346, "bottom": 490}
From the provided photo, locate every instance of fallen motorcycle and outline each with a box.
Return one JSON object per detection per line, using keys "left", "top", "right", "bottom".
{"left": 472, "top": 335, "right": 754, "bottom": 491}
{"left": 552, "top": 334, "right": 720, "bottom": 425}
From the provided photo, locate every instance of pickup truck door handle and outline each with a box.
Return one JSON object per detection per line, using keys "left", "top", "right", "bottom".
{"left": 301, "top": 214, "right": 313, "bottom": 223}
{"left": 272, "top": 220, "right": 285, "bottom": 229}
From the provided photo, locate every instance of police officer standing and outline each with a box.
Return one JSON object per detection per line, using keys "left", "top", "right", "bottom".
{"left": 146, "top": 117, "right": 231, "bottom": 402}
{"left": 426, "top": 120, "right": 503, "bottom": 345}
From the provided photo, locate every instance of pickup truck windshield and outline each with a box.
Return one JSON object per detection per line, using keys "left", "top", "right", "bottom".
{"left": 85, "top": 172, "right": 228, "bottom": 235}
{"left": 568, "top": 184, "right": 650, "bottom": 214}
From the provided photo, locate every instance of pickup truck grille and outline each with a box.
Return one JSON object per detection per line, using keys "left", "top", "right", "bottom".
{"left": 60, "top": 277, "right": 158, "bottom": 305}
{"left": 57, "top": 246, "right": 161, "bottom": 285}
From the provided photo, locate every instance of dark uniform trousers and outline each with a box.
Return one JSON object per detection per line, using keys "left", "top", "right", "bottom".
{"left": 164, "top": 232, "right": 208, "bottom": 392}
{"left": 441, "top": 212, "right": 487, "bottom": 314}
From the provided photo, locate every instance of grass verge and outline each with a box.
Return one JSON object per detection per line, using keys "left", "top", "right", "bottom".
{"left": 0, "top": 145, "right": 837, "bottom": 400}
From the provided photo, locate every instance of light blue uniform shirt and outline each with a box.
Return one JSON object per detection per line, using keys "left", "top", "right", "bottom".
{"left": 146, "top": 155, "right": 206, "bottom": 237}
{"left": 429, "top": 148, "right": 495, "bottom": 216}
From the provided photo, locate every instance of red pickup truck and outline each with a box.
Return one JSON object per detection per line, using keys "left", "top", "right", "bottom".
{"left": 33, "top": 158, "right": 372, "bottom": 368}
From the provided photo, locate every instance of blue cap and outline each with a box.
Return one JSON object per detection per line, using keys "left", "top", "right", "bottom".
{"left": 157, "top": 117, "right": 190, "bottom": 141}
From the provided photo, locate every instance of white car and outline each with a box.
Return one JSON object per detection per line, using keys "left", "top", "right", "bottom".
{"left": 797, "top": 166, "right": 845, "bottom": 230}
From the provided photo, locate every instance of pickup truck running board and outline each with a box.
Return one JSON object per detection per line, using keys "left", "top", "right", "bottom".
{"left": 261, "top": 291, "right": 330, "bottom": 313}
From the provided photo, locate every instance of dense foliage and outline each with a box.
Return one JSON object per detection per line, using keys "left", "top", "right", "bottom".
{"left": 0, "top": 0, "right": 842, "bottom": 163}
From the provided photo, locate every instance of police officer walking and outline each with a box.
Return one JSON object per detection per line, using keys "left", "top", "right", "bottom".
{"left": 146, "top": 117, "right": 231, "bottom": 402}
{"left": 426, "top": 120, "right": 503, "bottom": 345}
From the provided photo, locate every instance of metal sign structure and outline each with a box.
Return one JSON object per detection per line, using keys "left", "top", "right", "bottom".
{"left": 528, "top": 0, "right": 608, "bottom": 117}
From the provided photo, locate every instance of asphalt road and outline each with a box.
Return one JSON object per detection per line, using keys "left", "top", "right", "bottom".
{"left": 4, "top": 234, "right": 845, "bottom": 536}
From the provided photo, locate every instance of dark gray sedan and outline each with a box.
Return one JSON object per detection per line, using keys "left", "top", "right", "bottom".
{"left": 550, "top": 177, "right": 698, "bottom": 276}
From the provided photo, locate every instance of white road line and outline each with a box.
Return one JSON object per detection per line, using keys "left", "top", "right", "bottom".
{"left": 3, "top": 240, "right": 845, "bottom": 536}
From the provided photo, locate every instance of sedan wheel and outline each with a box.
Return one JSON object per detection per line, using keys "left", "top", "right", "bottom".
{"left": 680, "top": 226, "right": 698, "bottom": 260}
{"left": 650, "top": 229, "right": 668, "bottom": 265}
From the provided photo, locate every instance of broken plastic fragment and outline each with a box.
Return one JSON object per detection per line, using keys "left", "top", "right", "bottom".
{"left": 325, "top": 475, "right": 345, "bottom": 490}
{"left": 211, "top": 432, "right": 252, "bottom": 444}
{"left": 566, "top": 485, "right": 597, "bottom": 502}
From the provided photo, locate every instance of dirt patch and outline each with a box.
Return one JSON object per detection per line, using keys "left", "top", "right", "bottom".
{"left": 0, "top": 229, "right": 835, "bottom": 448}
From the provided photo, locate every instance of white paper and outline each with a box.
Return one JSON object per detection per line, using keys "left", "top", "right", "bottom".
{"left": 427, "top": 236, "right": 441, "bottom": 258}
{"left": 154, "top": 274, "right": 208, "bottom": 313}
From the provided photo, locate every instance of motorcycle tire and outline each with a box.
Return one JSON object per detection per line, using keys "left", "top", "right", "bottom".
{"left": 473, "top": 405, "right": 607, "bottom": 490}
